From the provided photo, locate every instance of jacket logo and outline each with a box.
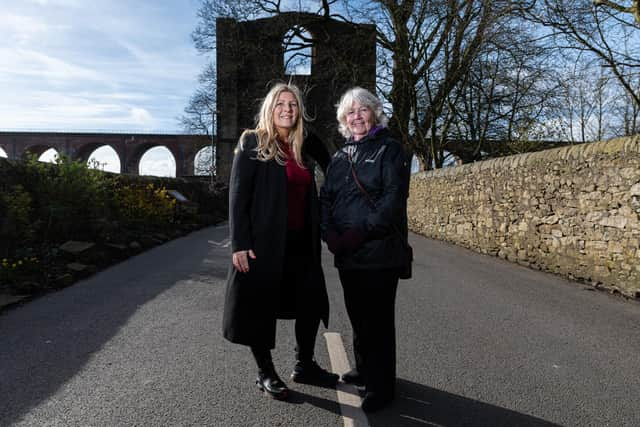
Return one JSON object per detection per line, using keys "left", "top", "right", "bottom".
{"left": 364, "top": 159, "right": 375, "bottom": 163}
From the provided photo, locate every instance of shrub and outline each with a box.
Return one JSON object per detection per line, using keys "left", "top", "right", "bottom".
{"left": 112, "top": 183, "right": 176, "bottom": 230}
{"left": 0, "top": 184, "right": 34, "bottom": 256}
{"left": 23, "top": 154, "right": 110, "bottom": 242}
{"left": 0, "top": 256, "right": 41, "bottom": 288}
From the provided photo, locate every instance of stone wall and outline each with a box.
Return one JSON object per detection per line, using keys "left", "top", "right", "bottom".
{"left": 408, "top": 136, "right": 640, "bottom": 298}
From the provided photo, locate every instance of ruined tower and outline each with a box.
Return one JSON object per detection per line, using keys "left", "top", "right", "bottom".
{"left": 216, "top": 12, "right": 377, "bottom": 182}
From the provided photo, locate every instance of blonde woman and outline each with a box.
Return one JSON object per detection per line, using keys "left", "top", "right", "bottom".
{"left": 223, "top": 83, "right": 337, "bottom": 400}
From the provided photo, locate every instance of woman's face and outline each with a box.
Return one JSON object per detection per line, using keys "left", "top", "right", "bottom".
{"left": 346, "top": 101, "right": 374, "bottom": 141}
{"left": 273, "top": 91, "right": 299, "bottom": 139}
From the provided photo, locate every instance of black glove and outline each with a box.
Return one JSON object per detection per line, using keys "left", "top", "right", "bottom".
{"left": 325, "top": 230, "right": 344, "bottom": 255}
{"left": 339, "top": 227, "right": 366, "bottom": 253}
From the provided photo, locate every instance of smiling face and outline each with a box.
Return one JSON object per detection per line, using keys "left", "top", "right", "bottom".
{"left": 346, "top": 101, "right": 374, "bottom": 141}
{"left": 272, "top": 90, "right": 299, "bottom": 139}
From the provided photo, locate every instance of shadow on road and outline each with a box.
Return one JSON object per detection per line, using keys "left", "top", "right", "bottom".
{"left": 289, "top": 377, "right": 560, "bottom": 426}
{"left": 366, "top": 378, "right": 561, "bottom": 427}
{"left": 0, "top": 226, "right": 229, "bottom": 426}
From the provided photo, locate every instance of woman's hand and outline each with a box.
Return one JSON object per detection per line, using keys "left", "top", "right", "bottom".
{"left": 339, "top": 228, "right": 366, "bottom": 253}
{"left": 232, "top": 249, "right": 256, "bottom": 273}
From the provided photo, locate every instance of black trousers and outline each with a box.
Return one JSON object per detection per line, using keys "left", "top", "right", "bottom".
{"left": 251, "top": 317, "right": 319, "bottom": 367}
{"left": 252, "top": 229, "right": 320, "bottom": 365}
{"left": 339, "top": 268, "right": 399, "bottom": 395}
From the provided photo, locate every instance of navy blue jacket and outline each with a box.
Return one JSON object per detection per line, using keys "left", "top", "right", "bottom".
{"left": 320, "top": 128, "right": 410, "bottom": 270}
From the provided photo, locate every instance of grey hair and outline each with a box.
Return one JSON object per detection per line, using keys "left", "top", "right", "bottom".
{"left": 336, "top": 87, "right": 389, "bottom": 138}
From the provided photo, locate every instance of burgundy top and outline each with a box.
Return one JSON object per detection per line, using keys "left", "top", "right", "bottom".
{"left": 281, "top": 141, "right": 311, "bottom": 230}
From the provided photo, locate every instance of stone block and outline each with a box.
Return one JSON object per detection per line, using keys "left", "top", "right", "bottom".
{"left": 66, "top": 262, "right": 88, "bottom": 272}
{"left": 608, "top": 241, "right": 624, "bottom": 253}
{"left": 59, "top": 241, "right": 95, "bottom": 255}
{"left": 599, "top": 216, "right": 628, "bottom": 229}
{"left": 585, "top": 240, "right": 607, "bottom": 251}
{"left": 585, "top": 212, "right": 604, "bottom": 222}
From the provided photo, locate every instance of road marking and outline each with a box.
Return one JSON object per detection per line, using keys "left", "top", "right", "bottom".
{"left": 208, "top": 239, "right": 230, "bottom": 247}
{"left": 402, "top": 396, "right": 432, "bottom": 405}
{"left": 400, "top": 414, "right": 443, "bottom": 426}
{"left": 324, "top": 332, "right": 370, "bottom": 427}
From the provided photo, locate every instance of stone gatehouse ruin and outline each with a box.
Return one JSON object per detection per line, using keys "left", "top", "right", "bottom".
{"left": 215, "top": 12, "right": 377, "bottom": 181}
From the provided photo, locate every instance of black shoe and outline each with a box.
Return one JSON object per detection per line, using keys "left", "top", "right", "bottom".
{"left": 361, "top": 391, "right": 394, "bottom": 413}
{"left": 341, "top": 368, "right": 365, "bottom": 386}
{"left": 290, "top": 360, "right": 339, "bottom": 386}
{"left": 256, "top": 370, "right": 289, "bottom": 400}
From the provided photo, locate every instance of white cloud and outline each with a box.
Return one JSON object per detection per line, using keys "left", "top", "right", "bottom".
{"left": 88, "top": 145, "right": 121, "bottom": 173}
{"left": 25, "top": 0, "right": 82, "bottom": 5}
{"left": 129, "top": 107, "right": 154, "bottom": 126}
{"left": 139, "top": 147, "right": 176, "bottom": 177}
{"left": 0, "top": 90, "right": 160, "bottom": 132}
{"left": 39, "top": 147, "right": 59, "bottom": 163}
{"left": 0, "top": 48, "right": 105, "bottom": 83}
{"left": 0, "top": 0, "right": 209, "bottom": 134}
{"left": 0, "top": 13, "right": 51, "bottom": 44}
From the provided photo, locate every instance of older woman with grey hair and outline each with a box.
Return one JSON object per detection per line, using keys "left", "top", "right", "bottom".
{"left": 320, "top": 87, "right": 410, "bottom": 412}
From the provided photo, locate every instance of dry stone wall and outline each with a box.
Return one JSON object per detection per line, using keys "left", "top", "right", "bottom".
{"left": 408, "top": 136, "right": 640, "bottom": 298}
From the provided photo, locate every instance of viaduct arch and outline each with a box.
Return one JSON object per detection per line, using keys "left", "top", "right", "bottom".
{"left": 0, "top": 131, "right": 211, "bottom": 177}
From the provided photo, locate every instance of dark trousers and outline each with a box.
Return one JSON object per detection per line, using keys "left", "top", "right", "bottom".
{"left": 339, "top": 268, "right": 399, "bottom": 396}
{"left": 251, "top": 316, "right": 319, "bottom": 368}
{"left": 251, "top": 228, "right": 319, "bottom": 367}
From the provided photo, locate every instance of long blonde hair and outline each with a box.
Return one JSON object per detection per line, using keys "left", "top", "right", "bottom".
{"left": 243, "top": 83, "right": 308, "bottom": 167}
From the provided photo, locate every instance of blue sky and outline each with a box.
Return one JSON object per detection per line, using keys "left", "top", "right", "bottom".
{"left": 0, "top": 0, "right": 208, "bottom": 133}
{"left": 0, "top": 0, "right": 339, "bottom": 175}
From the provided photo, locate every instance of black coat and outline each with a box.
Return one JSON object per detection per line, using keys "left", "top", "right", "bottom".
{"left": 222, "top": 132, "right": 329, "bottom": 348}
{"left": 320, "top": 128, "right": 410, "bottom": 270}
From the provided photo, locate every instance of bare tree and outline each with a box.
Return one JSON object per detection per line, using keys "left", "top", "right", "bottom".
{"left": 191, "top": 1, "right": 640, "bottom": 170}
{"left": 179, "top": 62, "right": 216, "bottom": 135}
{"left": 338, "top": 1, "right": 514, "bottom": 168}
{"left": 179, "top": 61, "right": 217, "bottom": 178}
{"left": 594, "top": 0, "right": 640, "bottom": 25}
{"left": 435, "top": 14, "right": 561, "bottom": 163}
{"left": 523, "top": 0, "right": 640, "bottom": 109}
{"left": 186, "top": 1, "right": 511, "bottom": 168}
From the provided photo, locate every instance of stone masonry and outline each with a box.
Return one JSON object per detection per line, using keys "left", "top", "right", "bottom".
{"left": 216, "top": 12, "right": 377, "bottom": 183}
{"left": 408, "top": 135, "right": 640, "bottom": 298}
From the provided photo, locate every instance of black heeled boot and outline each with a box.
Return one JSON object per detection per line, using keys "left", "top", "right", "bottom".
{"left": 290, "top": 359, "right": 339, "bottom": 386}
{"left": 290, "top": 346, "right": 338, "bottom": 386}
{"left": 252, "top": 348, "right": 289, "bottom": 400}
{"left": 290, "top": 317, "right": 339, "bottom": 386}
{"left": 361, "top": 391, "right": 394, "bottom": 413}
{"left": 341, "top": 368, "right": 365, "bottom": 387}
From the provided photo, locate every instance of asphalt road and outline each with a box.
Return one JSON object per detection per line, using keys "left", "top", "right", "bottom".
{"left": 1, "top": 224, "right": 639, "bottom": 427}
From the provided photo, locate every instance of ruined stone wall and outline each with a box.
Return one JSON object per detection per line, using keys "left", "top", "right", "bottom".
{"left": 216, "top": 13, "right": 376, "bottom": 183}
{"left": 408, "top": 136, "right": 640, "bottom": 298}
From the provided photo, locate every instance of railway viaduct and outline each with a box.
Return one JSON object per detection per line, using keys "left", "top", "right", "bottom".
{"left": 0, "top": 131, "right": 211, "bottom": 177}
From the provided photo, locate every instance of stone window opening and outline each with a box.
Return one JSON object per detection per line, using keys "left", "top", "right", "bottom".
{"left": 283, "top": 26, "right": 314, "bottom": 76}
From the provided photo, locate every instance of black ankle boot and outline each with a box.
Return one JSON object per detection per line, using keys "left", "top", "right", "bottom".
{"left": 291, "top": 360, "right": 338, "bottom": 386}
{"left": 252, "top": 348, "right": 289, "bottom": 400}
{"left": 341, "top": 368, "right": 364, "bottom": 386}
{"left": 361, "top": 391, "right": 394, "bottom": 413}
{"left": 256, "top": 367, "right": 289, "bottom": 400}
